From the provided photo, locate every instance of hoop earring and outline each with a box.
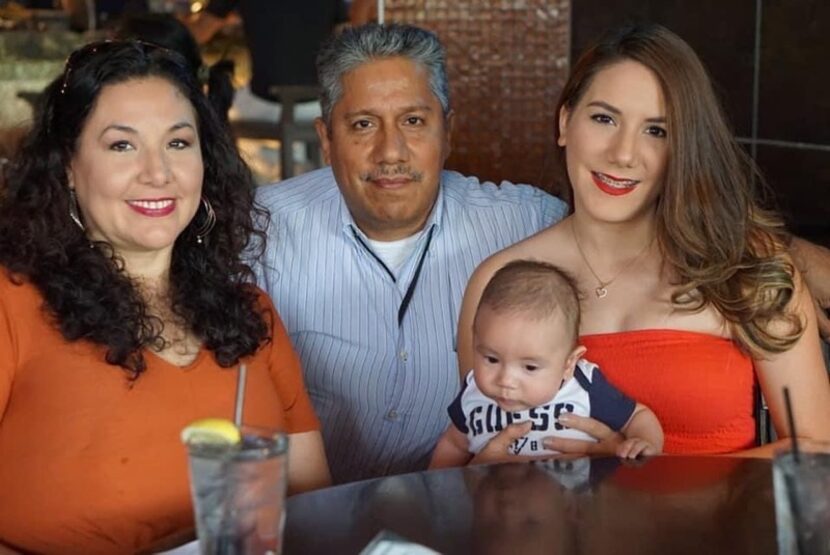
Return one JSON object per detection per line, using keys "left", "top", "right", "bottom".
{"left": 68, "top": 189, "right": 84, "bottom": 231}
{"left": 193, "top": 197, "right": 216, "bottom": 244}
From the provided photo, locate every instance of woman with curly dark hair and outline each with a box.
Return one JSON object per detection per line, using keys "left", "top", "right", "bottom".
{"left": 0, "top": 41, "right": 329, "bottom": 554}
{"left": 457, "top": 24, "right": 830, "bottom": 460}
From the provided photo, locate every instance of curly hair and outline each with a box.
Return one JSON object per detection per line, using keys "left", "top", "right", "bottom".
{"left": 0, "top": 40, "right": 270, "bottom": 378}
{"left": 552, "top": 24, "right": 801, "bottom": 357}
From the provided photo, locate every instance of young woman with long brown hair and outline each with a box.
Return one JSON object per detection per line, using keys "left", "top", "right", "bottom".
{"left": 457, "top": 23, "right": 830, "bottom": 458}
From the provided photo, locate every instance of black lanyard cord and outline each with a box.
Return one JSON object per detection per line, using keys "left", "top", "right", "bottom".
{"left": 351, "top": 227, "right": 396, "bottom": 282}
{"left": 397, "top": 225, "right": 434, "bottom": 326}
{"left": 350, "top": 225, "right": 436, "bottom": 327}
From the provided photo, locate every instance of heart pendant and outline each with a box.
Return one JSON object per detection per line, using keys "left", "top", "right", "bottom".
{"left": 595, "top": 287, "right": 608, "bottom": 299}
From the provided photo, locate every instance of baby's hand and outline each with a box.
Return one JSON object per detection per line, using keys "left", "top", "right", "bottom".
{"left": 616, "top": 438, "right": 659, "bottom": 459}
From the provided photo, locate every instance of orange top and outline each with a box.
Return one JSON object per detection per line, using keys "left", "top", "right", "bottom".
{"left": 0, "top": 272, "right": 319, "bottom": 555}
{"left": 580, "top": 330, "right": 756, "bottom": 454}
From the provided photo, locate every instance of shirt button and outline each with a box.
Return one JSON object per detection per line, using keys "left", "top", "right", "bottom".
{"left": 387, "top": 409, "right": 399, "bottom": 421}
{"left": 399, "top": 350, "right": 408, "bottom": 362}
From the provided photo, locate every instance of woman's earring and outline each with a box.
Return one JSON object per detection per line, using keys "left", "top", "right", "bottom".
{"left": 68, "top": 189, "right": 84, "bottom": 231}
{"left": 193, "top": 197, "right": 216, "bottom": 244}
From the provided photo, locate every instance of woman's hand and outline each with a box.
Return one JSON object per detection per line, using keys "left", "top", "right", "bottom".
{"left": 542, "top": 414, "right": 624, "bottom": 455}
{"left": 616, "top": 438, "right": 659, "bottom": 459}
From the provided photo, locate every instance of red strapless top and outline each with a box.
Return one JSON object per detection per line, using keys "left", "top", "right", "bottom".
{"left": 580, "top": 330, "right": 756, "bottom": 454}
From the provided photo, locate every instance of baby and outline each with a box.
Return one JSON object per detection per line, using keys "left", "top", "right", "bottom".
{"left": 430, "top": 260, "right": 663, "bottom": 467}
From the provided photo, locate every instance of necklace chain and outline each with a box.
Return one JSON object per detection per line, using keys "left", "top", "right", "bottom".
{"left": 571, "top": 220, "right": 654, "bottom": 299}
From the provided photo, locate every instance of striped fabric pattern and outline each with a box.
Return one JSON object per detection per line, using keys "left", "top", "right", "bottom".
{"left": 254, "top": 167, "right": 567, "bottom": 483}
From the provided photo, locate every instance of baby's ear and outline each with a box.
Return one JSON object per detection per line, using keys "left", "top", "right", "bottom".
{"left": 562, "top": 345, "right": 587, "bottom": 381}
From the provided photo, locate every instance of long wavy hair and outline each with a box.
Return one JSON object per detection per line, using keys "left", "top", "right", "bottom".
{"left": 0, "top": 40, "right": 269, "bottom": 378}
{"left": 552, "top": 24, "right": 801, "bottom": 356}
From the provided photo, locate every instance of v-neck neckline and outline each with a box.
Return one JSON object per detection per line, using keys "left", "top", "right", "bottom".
{"left": 144, "top": 346, "right": 208, "bottom": 371}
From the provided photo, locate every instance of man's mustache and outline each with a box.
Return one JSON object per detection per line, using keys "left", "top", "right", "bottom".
{"left": 361, "top": 165, "right": 424, "bottom": 182}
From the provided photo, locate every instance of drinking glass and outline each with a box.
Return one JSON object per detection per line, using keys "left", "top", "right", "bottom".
{"left": 185, "top": 427, "right": 288, "bottom": 555}
{"left": 772, "top": 451, "right": 830, "bottom": 555}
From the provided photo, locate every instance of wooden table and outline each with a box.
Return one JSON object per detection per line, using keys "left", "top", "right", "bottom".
{"left": 284, "top": 456, "right": 777, "bottom": 554}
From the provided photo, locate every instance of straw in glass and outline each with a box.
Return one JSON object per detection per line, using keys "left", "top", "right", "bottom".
{"left": 215, "top": 363, "right": 248, "bottom": 553}
{"left": 233, "top": 363, "right": 247, "bottom": 428}
{"left": 783, "top": 386, "right": 807, "bottom": 555}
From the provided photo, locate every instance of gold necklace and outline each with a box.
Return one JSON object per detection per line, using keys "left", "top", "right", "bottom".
{"left": 571, "top": 221, "right": 654, "bottom": 299}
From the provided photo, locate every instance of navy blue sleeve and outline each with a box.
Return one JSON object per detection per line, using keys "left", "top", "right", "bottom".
{"left": 447, "top": 380, "right": 470, "bottom": 434}
{"left": 586, "top": 367, "right": 636, "bottom": 431}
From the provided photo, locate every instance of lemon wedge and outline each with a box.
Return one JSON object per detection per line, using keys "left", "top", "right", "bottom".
{"left": 181, "top": 418, "right": 241, "bottom": 446}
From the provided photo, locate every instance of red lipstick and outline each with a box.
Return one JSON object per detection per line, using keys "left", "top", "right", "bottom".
{"left": 591, "top": 172, "right": 639, "bottom": 197}
{"left": 126, "top": 199, "right": 176, "bottom": 217}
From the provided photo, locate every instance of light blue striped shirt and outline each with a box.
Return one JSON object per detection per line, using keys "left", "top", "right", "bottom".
{"left": 254, "top": 167, "right": 567, "bottom": 483}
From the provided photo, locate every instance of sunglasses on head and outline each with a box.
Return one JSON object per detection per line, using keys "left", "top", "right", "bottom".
{"left": 59, "top": 39, "right": 170, "bottom": 95}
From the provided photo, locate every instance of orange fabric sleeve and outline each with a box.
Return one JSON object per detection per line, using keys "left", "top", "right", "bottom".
{"left": 0, "top": 277, "right": 16, "bottom": 415}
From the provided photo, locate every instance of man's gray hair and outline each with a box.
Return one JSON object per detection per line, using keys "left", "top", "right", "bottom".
{"left": 316, "top": 23, "right": 451, "bottom": 126}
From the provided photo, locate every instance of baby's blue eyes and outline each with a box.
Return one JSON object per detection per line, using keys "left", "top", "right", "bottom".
{"left": 481, "top": 356, "right": 539, "bottom": 371}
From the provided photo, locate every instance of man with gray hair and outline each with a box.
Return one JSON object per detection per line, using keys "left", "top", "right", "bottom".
{"left": 253, "top": 23, "right": 567, "bottom": 483}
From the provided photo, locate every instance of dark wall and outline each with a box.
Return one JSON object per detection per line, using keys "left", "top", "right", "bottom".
{"left": 572, "top": 0, "right": 830, "bottom": 246}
